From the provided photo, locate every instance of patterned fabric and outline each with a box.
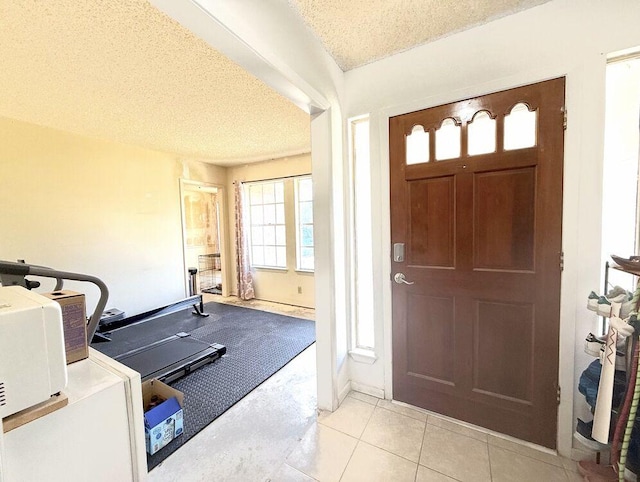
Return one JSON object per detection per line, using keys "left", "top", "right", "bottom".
{"left": 234, "top": 182, "right": 255, "bottom": 300}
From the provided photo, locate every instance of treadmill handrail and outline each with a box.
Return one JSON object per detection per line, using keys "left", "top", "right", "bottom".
{"left": 0, "top": 260, "right": 109, "bottom": 344}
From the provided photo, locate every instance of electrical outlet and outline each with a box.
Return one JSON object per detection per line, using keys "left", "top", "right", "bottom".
{"left": 297, "top": 286, "right": 302, "bottom": 294}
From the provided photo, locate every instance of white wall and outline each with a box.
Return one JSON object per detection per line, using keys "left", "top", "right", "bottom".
{"left": 343, "top": 0, "right": 640, "bottom": 456}
{"left": 226, "top": 154, "right": 315, "bottom": 308}
{"left": 0, "top": 116, "right": 226, "bottom": 317}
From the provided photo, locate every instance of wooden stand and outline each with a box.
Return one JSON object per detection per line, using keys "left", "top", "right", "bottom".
{"left": 2, "top": 393, "right": 68, "bottom": 433}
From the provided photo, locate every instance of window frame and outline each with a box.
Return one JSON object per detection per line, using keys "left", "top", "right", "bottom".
{"left": 348, "top": 115, "right": 376, "bottom": 353}
{"left": 295, "top": 175, "right": 314, "bottom": 272}
{"left": 245, "top": 180, "right": 287, "bottom": 270}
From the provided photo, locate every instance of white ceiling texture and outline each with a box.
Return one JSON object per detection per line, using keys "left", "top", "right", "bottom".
{"left": 0, "top": 0, "right": 549, "bottom": 166}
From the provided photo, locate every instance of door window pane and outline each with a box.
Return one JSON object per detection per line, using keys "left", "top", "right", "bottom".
{"left": 436, "top": 118, "right": 461, "bottom": 160}
{"left": 468, "top": 110, "right": 497, "bottom": 156}
{"left": 504, "top": 103, "right": 537, "bottom": 150}
{"left": 406, "top": 125, "right": 430, "bottom": 165}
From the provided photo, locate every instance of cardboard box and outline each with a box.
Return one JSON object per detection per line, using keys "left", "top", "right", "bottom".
{"left": 142, "top": 379, "right": 184, "bottom": 455}
{"left": 42, "top": 290, "right": 88, "bottom": 364}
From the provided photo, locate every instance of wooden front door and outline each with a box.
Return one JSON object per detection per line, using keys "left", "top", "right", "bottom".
{"left": 390, "top": 78, "right": 565, "bottom": 448}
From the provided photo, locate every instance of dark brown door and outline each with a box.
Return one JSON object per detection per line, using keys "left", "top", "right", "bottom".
{"left": 390, "top": 78, "right": 565, "bottom": 448}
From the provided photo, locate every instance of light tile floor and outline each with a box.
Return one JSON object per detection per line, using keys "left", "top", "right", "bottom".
{"left": 149, "top": 297, "right": 584, "bottom": 481}
{"left": 284, "top": 393, "right": 582, "bottom": 482}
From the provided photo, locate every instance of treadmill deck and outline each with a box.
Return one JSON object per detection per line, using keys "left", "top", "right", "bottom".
{"left": 115, "top": 333, "right": 225, "bottom": 383}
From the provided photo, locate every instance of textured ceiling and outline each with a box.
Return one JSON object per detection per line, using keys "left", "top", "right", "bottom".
{"left": 0, "top": 1, "right": 311, "bottom": 165}
{"left": 288, "top": 0, "right": 551, "bottom": 70}
{"left": 0, "top": 1, "right": 551, "bottom": 165}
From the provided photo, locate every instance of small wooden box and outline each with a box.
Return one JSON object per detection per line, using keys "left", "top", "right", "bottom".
{"left": 43, "top": 290, "right": 88, "bottom": 364}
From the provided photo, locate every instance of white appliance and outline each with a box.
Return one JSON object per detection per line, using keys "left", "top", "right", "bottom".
{"left": 0, "top": 286, "right": 67, "bottom": 418}
{"left": 2, "top": 350, "right": 147, "bottom": 481}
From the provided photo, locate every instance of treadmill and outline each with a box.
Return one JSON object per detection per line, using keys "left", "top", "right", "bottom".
{"left": 114, "top": 332, "right": 225, "bottom": 383}
{"left": 0, "top": 260, "right": 225, "bottom": 383}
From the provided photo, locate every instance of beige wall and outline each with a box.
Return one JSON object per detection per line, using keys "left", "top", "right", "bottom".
{"left": 227, "top": 154, "right": 315, "bottom": 308}
{"left": 0, "top": 116, "right": 226, "bottom": 317}
{"left": 0, "top": 115, "right": 310, "bottom": 315}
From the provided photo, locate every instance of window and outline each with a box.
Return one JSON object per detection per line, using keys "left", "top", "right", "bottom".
{"left": 467, "top": 110, "right": 496, "bottom": 156}
{"left": 349, "top": 116, "right": 375, "bottom": 350}
{"left": 246, "top": 181, "right": 286, "bottom": 268}
{"left": 295, "top": 176, "right": 314, "bottom": 271}
{"left": 503, "top": 103, "right": 537, "bottom": 150}
{"left": 406, "top": 125, "right": 429, "bottom": 165}
{"left": 435, "top": 117, "right": 461, "bottom": 160}
{"left": 601, "top": 54, "right": 640, "bottom": 308}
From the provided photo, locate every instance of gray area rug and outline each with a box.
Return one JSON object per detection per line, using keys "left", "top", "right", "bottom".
{"left": 93, "top": 302, "right": 315, "bottom": 471}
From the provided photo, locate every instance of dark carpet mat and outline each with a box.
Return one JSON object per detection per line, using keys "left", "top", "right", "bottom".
{"left": 92, "top": 302, "right": 315, "bottom": 471}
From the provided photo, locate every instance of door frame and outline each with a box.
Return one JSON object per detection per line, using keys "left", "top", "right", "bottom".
{"left": 377, "top": 73, "right": 574, "bottom": 452}
{"left": 179, "top": 178, "right": 230, "bottom": 299}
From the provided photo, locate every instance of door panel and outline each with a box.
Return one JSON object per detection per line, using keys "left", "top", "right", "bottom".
{"left": 474, "top": 167, "right": 536, "bottom": 270}
{"left": 406, "top": 293, "right": 455, "bottom": 383}
{"left": 473, "top": 300, "right": 534, "bottom": 403}
{"left": 409, "top": 177, "right": 455, "bottom": 267}
{"left": 390, "top": 78, "right": 564, "bottom": 448}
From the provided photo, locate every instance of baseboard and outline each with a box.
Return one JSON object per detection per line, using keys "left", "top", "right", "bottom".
{"left": 350, "top": 381, "right": 384, "bottom": 399}
{"left": 570, "top": 446, "right": 610, "bottom": 462}
{"left": 338, "top": 381, "right": 351, "bottom": 404}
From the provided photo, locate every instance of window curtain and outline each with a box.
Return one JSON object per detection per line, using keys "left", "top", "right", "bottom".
{"left": 234, "top": 182, "right": 255, "bottom": 300}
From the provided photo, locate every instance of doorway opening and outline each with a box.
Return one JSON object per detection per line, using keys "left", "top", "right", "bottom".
{"left": 180, "top": 180, "right": 228, "bottom": 298}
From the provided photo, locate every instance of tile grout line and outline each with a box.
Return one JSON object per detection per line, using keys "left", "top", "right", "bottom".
{"left": 376, "top": 405, "right": 426, "bottom": 423}
{"left": 281, "top": 462, "right": 320, "bottom": 482}
{"left": 360, "top": 402, "right": 429, "bottom": 465}
{"left": 357, "top": 438, "right": 424, "bottom": 467}
{"left": 337, "top": 441, "right": 358, "bottom": 481}
{"left": 426, "top": 418, "right": 488, "bottom": 443}
{"left": 488, "top": 442, "right": 568, "bottom": 471}
{"left": 415, "top": 414, "right": 429, "bottom": 482}
{"left": 487, "top": 436, "right": 494, "bottom": 482}
{"left": 337, "top": 400, "right": 377, "bottom": 482}
{"left": 368, "top": 403, "right": 484, "bottom": 475}
{"left": 375, "top": 401, "right": 427, "bottom": 422}
{"left": 417, "top": 421, "right": 466, "bottom": 482}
